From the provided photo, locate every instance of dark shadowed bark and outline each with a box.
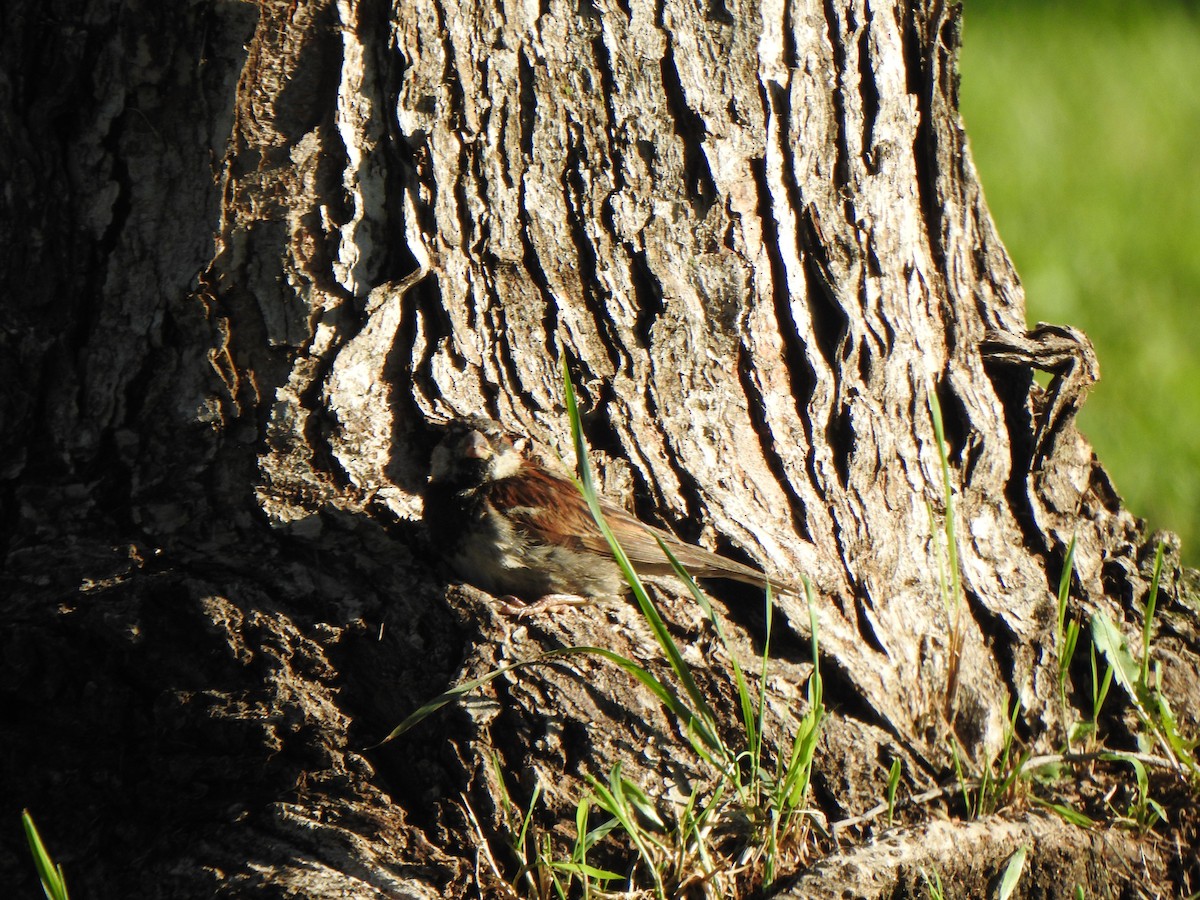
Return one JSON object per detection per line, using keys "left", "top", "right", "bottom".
{"left": 2, "top": 0, "right": 1198, "bottom": 897}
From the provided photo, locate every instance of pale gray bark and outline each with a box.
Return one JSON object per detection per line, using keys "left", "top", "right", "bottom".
{"left": 2, "top": 0, "right": 1197, "bottom": 897}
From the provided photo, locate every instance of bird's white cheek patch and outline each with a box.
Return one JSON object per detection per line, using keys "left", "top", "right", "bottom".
{"left": 488, "top": 449, "right": 525, "bottom": 480}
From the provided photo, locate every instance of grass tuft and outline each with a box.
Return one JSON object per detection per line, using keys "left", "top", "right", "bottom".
{"left": 387, "top": 367, "right": 826, "bottom": 895}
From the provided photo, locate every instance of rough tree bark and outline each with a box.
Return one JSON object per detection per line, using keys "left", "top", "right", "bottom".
{"left": 2, "top": 0, "right": 1197, "bottom": 897}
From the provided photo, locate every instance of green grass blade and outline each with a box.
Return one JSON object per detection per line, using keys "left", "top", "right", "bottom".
{"left": 1141, "top": 541, "right": 1164, "bottom": 687}
{"left": 587, "top": 765, "right": 666, "bottom": 897}
{"left": 652, "top": 532, "right": 759, "bottom": 765}
{"left": 549, "top": 860, "right": 624, "bottom": 881}
{"left": 886, "top": 758, "right": 902, "bottom": 826}
{"left": 1152, "top": 691, "right": 1200, "bottom": 764}
{"left": 996, "top": 844, "right": 1028, "bottom": 900}
{"left": 1030, "top": 796, "right": 1096, "bottom": 828}
{"left": 949, "top": 739, "right": 972, "bottom": 816}
{"left": 516, "top": 780, "right": 543, "bottom": 859}
{"left": 568, "top": 646, "right": 703, "bottom": 724}
{"left": 1056, "top": 535, "right": 1077, "bottom": 646}
{"left": 1089, "top": 642, "right": 1114, "bottom": 723}
{"left": 754, "top": 586, "right": 774, "bottom": 782}
{"left": 1062, "top": 620, "right": 1081, "bottom": 673}
{"left": 777, "top": 580, "right": 825, "bottom": 810}
{"left": 372, "top": 657, "right": 550, "bottom": 746}
{"left": 22, "top": 810, "right": 70, "bottom": 900}
{"left": 921, "top": 867, "right": 946, "bottom": 900}
{"left": 1090, "top": 612, "right": 1141, "bottom": 704}
{"left": 375, "top": 644, "right": 705, "bottom": 747}
{"left": 562, "top": 361, "right": 723, "bottom": 754}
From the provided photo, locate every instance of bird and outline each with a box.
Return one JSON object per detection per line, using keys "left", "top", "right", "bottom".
{"left": 424, "top": 416, "right": 793, "bottom": 614}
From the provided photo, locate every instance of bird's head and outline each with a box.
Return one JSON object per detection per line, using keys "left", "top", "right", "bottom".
{"left": 428, "top": 417, "right": 527, "bottom": 488}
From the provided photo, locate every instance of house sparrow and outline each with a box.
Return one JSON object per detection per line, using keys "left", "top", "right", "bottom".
{"left": 424, "top": 417, "right": 791, "bottom": 613}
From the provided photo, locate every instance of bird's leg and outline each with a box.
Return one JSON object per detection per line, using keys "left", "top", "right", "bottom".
{"left": 496, "top": 593, "right": 593, "bottom": 619}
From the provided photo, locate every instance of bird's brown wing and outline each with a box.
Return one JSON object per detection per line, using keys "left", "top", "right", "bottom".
{"left": 487, "top": 467, "right": 662, "bottom": 560}
{"left": 490, "top": 468, "right": 788, "bottom": 592}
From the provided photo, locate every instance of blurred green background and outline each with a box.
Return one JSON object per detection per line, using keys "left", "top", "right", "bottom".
{"left": 958, "top": 0, "right": 1200, "bottom": 561}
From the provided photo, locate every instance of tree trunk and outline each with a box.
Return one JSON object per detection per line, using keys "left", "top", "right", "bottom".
{"left": 3, "top": 0, "right": 1197, "bottom": 897}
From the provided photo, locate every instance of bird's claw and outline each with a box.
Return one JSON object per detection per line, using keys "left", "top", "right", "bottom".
{"left": 497, "top": 593, "right": 592, "bottom": 619}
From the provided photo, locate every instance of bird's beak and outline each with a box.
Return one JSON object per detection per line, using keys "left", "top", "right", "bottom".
{"left": 463, "top": 430, "right": 493, "bottom": 460}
